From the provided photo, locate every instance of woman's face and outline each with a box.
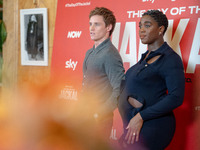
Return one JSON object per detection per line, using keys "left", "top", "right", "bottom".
{"left": 139, "top": 15, "right": 161, "bottom": 45}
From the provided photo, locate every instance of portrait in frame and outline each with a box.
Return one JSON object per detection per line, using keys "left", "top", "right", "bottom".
{"left": 20, "top": 8, "right": 48, "bottom": 66}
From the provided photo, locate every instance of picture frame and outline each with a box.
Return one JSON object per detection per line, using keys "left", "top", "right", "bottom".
{"left": 20, "top": 8, "right": 48, "bottom": 66}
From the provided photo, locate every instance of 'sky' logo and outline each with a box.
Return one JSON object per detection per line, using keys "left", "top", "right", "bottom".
{"left": 65, "top": 59, "right": 78, "bottom": 71}
{"left": 142, "top": 0, "right": 155, "bottom": 3}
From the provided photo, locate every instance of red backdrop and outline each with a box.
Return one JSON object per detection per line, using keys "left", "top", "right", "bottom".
{"left": 51, "top": 0, "right": 200, "bottom": 149}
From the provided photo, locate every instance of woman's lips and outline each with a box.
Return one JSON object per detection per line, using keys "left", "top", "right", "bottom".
{"left": 140, "top": 35, "right": 146, "bottom": 39}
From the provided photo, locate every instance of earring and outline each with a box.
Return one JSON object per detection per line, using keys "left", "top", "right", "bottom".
{"left": 159, "top": 32, "right": 162, "bottom": 35}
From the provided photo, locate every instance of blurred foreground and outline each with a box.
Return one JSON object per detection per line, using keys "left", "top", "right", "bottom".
{"left": 0, "top": 83, "right": 118, "bottom": 150}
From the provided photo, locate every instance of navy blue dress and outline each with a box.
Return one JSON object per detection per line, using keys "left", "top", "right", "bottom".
{"left": 118, "top": 42, "right": 185, "bottom": 150}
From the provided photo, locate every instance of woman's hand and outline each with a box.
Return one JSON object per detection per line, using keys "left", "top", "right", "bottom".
{"left": 125, "top": 113, "right": 143, "bottom": 144}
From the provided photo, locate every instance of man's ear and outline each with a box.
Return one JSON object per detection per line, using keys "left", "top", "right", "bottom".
{"left": 107, "top": 24, "right": 112, "bottom": 32}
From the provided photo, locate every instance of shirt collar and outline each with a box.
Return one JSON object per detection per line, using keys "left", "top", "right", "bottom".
{"left": 92, "top": 38, "right": 111, "bottom": 52}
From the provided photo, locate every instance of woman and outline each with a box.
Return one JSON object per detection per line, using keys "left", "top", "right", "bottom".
{"left": 118, "top": 10, "right": 185, "bottom": 150}
{"left": 26, "top": 15, "right": 38, "bottom": 59}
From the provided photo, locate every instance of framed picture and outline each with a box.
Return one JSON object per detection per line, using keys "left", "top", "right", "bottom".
{"left": 20, "top": 8, "right": 48, "bottom": 66}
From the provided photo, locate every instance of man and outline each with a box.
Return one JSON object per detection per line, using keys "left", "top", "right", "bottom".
{"left": 82, "top": 7, "right": 125, "bottom": 139}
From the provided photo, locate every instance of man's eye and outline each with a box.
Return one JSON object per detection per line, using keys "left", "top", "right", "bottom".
{"left": 145, "top": 25, "right": 150, "bottom": 28}
{"left": 95, "top": 23, "right": 100, "bottom": 26}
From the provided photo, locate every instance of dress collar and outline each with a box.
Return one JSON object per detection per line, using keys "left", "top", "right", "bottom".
{"left": 140, "top": 42, "right": 168, "bottom": 63}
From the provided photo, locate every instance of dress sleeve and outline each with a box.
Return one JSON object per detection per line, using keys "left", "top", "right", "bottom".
{"left": 140, "top": 53, "right": 185, "bottom": 121}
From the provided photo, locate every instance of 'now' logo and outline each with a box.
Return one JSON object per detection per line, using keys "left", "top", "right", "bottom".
{"left": 67, "top": 31, "right": 82, "bottom": 38}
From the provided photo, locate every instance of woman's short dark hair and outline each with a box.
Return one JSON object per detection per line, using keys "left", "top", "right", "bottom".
{"left": 142, "top": 10, "right": 168, "bottom": 35}
{"left": 89, "top": 7, "right": 116, "bottom": 36}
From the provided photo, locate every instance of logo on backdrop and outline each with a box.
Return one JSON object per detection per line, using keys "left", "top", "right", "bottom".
{"left": 65, "top": 59, "right": 78, "bottom": 71}
{"left": 59, "top": 86, "right": 78, "bottom": 101}
{"left": 67, "top": 31, "right": 82, "bottom": 38}
{"left": 142, "top": 0, "right": 176, "bottom": 3}
{"left": 142, "top": 0, "right": 155, "bottom": 3}
{"left": 110, "top": 128, "right": 118, "bottom": 140}
{"left": 65, "top": 2, "right": 91, "bottom": 7}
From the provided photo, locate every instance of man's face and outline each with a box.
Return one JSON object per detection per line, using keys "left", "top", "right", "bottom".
{"left": 89, "top": 15, "right": 111, "bottom": 45}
